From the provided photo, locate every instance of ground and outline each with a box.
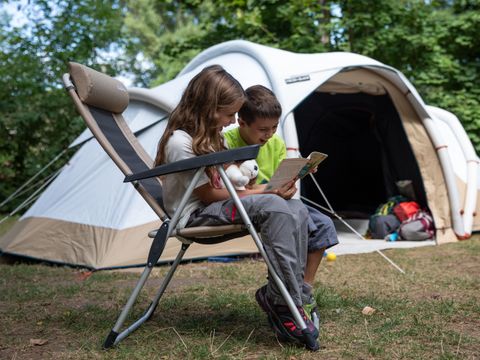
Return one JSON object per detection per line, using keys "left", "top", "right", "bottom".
{"left": 0, "top": 235, "right": 479, "bottom": 359}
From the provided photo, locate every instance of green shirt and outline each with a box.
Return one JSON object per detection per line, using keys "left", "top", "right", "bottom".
{"left": 224, "top": 127, "right": 286, "bottom": 184}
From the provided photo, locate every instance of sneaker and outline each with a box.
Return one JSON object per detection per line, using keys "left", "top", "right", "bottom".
{"left": 274, "top": 305, "right": 319, "bottom": 342}
{"left": 255, "top": 285, "right": 270, "bottom": 315}
{"left": 255, "top": 285, "right": 319, "bottom": 343}
{"left": 255, "top": 285, "right": 284, "bottom": 335}
{"left": 303, "top": 294, "right": 320, "bottom": 332}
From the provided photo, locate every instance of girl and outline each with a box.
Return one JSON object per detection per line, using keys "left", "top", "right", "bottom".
{"left": 155, "top": 65, "right": 317, "bottom": 344}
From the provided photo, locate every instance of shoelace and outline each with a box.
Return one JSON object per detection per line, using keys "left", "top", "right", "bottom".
{"left": 280, "top": 307, "right": 311, "bottom": 333}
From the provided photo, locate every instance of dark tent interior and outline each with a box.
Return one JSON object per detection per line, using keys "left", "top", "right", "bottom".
{"left": 294, "top": 91, "right": 428, "bottom": 218}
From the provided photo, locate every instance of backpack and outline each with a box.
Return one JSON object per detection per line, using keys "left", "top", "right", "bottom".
{"left": 370, "top": 214, "right": 401, "bottom": 239}
{"left": 398, "top": 210, "right": 435, "bottom": 241}
{"left": 393, "top": 201, "right": 420, "bottom": 222}
{"left": 368, "top": 195, "right": 406, "bottom": 236}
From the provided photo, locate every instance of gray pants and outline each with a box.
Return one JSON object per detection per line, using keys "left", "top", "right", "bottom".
{"left": 187, "top": 194, "right": 308, "bottom": 306}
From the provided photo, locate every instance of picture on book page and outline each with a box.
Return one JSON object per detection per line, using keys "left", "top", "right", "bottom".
{"left": 265, "top": 151, "right": 328, "bottom": 191}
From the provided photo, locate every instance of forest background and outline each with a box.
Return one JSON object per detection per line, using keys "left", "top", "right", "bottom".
{"left": 1, "top": 0, "right": 479, "bottom": 211}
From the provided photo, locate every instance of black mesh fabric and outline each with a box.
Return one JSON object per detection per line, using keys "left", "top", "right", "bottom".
{"left": 89, "top": 106, "right": 166, "bottom": 214}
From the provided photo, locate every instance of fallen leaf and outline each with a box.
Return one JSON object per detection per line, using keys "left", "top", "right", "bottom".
{"left": 362, "top": 306, "right": 376, "bottom": 316}
{"left": 30, "top": 339, "right": 48, "bottom": 346}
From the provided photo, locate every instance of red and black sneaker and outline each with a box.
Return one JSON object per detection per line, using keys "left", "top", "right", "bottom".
{"left": 273, "top": 304, "right": 319, "bottom": 342}
{"left": 255, "top": 285, "right": 319, "bottom": 347}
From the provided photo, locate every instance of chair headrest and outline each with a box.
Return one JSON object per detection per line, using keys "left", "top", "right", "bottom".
{"left": 68, "top": 62, "right": 129, "bottom": 113}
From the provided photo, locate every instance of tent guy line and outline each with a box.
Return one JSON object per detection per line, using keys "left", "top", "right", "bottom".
{"left": 301, "top": 194, "right": 405, "bottom": 274}
{"left": 0, "top": 148, "right": 68, "bottom": 209}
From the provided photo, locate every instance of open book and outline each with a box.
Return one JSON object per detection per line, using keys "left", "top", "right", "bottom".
{"left": 265, "top": 152, "right": 328, "bottom": 190}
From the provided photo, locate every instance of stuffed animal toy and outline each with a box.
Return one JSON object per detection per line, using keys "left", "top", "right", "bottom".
{"left": 225, "top": 159, "right": 259, "bottom": 190}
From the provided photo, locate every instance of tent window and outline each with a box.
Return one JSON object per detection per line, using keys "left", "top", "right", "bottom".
{"left": 294, "top": 91, "right": 426, "bottom": 218}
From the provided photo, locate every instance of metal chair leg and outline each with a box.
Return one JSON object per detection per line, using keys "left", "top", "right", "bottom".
{"left": 103, "top": 243, "right": 190, "bottom": 348}
{"left": 104, "top": 169, "right": 205, "bottom": 349}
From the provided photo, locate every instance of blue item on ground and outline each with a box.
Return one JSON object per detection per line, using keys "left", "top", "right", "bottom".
{"left": 386, "top": 232, "right": 398, "bottom": 242}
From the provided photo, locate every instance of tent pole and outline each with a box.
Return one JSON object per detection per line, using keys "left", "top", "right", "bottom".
{"left": 303, "top": 174, "right": 405, "bottom": 274}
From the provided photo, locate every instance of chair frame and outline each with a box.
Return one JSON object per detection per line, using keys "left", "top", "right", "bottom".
{"left": 62, "top": 63, "right": 318, "bottom": 351}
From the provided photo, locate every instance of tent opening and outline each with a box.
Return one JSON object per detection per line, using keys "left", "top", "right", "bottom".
{"left": 294, "top": 89, "right": 428, "bottom": 219}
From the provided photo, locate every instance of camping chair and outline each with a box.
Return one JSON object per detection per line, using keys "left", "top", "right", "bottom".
{"left": 62, "top": 62, "right": 319, "bottom": 351}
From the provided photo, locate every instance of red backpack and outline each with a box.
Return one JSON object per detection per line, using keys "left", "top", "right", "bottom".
{"left": 393, "top": 201, "right": 420, "bottom": 222}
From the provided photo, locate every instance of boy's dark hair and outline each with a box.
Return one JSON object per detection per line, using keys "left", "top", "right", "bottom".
{"left": 238, "top": 85, "right": 282, "bottom": 125}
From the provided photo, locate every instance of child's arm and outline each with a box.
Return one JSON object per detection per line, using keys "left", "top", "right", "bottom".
{"left": 274, "top": 180, "right": 297, "bottom": 200}
{"left": 194, "top": 181, "right": 294, "bottom": 205}
{"left": 194, "top": 182, "right": 267, "bottom": 205}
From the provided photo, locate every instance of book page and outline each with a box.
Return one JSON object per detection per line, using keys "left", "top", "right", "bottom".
{"left": 265, "top": 158, "right": 308, "bottom": 190}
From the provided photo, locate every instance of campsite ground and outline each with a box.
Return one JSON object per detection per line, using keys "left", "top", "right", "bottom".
{"left": 1, "top": 216, "right": 479, "bottom": 359}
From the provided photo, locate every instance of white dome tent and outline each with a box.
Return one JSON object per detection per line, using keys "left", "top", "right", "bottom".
{"left": 1, "top": 40, "right": 478, "bottom": 269}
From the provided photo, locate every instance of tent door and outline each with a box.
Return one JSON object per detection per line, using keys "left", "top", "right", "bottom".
{"left": 294, "top": 91, "right": 427, "bottom": 219}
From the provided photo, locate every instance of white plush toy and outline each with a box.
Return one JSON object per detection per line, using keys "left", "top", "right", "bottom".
{"left": 225, "top": 159, "right": 259, "bottom": 190}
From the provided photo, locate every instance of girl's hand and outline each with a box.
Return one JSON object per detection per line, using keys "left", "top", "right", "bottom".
{"left": 246, "top": 183, "right": 268, "bottom": 191}
{"left": 274, "top": 180, "right": 297, "bottom": 200}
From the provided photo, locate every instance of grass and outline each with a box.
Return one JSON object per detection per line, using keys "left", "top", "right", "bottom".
{"left": 0, "top": 228, "right": 479, "bottom": 359}
{"left": 0, "top": 214, "right": 19, "bottom": 236}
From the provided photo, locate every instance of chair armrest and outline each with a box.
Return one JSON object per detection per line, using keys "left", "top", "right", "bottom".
{"left": 124, "top": 144, "right": 260, "bottom": 182}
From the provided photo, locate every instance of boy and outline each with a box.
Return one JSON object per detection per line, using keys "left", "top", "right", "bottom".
{"left": 224, "top": 85, "right": 339, "bottom": 328}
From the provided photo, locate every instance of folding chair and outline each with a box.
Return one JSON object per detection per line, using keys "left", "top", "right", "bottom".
{"left": 62, "top": 62, "right": 319, "bottom": 351}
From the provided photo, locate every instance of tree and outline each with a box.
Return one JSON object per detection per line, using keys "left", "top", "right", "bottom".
{"left": 0, "top": 0, "right": 125, "bottom": 210}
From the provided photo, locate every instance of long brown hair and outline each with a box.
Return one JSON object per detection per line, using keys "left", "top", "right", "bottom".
{"left": 155, "top": 65, "right": 246, "bottom": 166}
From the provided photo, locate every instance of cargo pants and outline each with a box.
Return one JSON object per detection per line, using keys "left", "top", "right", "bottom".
{"left": 187, "top": 194, "right": 309, "bottom": 306}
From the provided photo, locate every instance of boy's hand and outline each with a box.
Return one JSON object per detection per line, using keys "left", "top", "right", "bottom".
{"left": 275, "top": 180, "right": 297, "bottom": 200}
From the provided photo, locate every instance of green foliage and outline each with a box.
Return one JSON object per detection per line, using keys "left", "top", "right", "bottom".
{"left": 0, "top": 1, "right": 125, "bottom": 211}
